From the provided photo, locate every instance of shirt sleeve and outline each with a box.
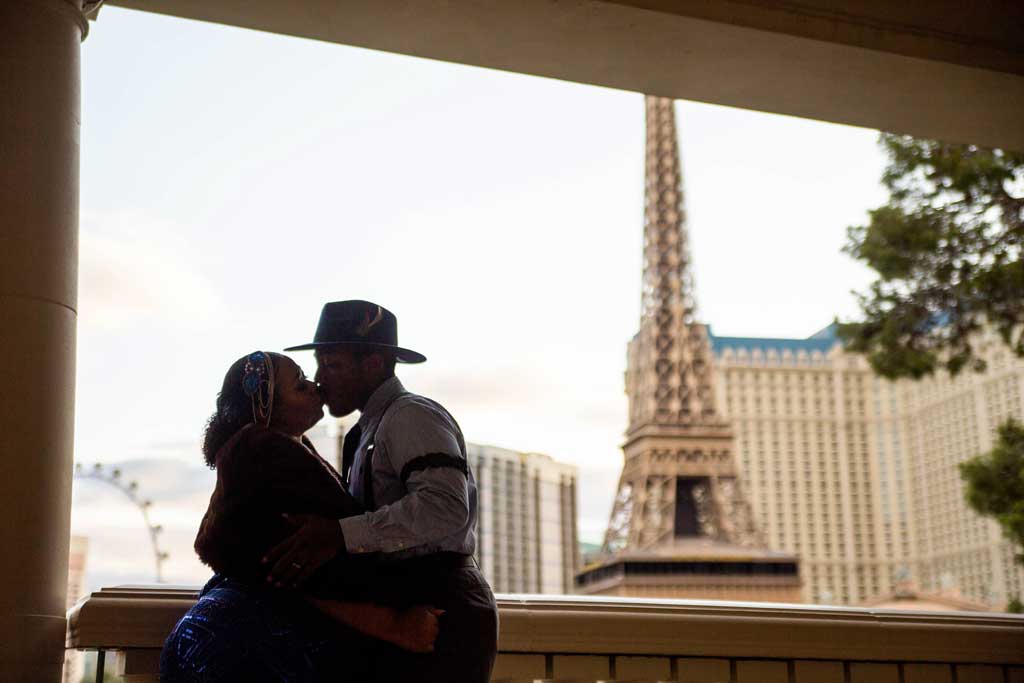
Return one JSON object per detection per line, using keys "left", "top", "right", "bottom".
{"left": 339, "top": 401, "right": 470, "bottom": 554}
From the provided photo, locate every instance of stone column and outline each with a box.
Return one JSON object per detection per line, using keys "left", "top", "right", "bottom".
{"left": 0, "top": 1, "right": 85, "bottom": 680}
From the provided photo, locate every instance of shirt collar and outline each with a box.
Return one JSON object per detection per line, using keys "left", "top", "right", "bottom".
{"left": 358, "top": 376, "right": 405, "bottom": 428}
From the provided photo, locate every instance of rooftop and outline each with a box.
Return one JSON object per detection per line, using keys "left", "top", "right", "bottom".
{"left": 708, "top": 323, "right": 840, "bottom": 356}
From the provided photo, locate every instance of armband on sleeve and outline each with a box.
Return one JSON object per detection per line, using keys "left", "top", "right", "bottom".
{"left": 399, "top": 453, "right": 468, "bottom": 485}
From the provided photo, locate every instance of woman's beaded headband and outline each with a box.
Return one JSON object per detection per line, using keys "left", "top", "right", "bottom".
{"left": 242, "top": 351, "right": 275, "bottom": 426}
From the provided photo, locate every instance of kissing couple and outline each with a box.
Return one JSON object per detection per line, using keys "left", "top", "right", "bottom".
{"left": 160, "top": 300, "right": 499, "bottom": 682}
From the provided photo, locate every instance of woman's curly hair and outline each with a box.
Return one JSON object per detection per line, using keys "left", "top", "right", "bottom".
{"left": 201, "top": 352, "right": 285, "bottom": 467}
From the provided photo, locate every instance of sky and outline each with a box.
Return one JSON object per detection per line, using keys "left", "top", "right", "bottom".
{"left": 71, "top": 6, "right": 889, "bottom": 590}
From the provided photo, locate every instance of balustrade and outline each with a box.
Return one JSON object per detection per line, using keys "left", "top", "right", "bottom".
{"left": 68, "top": 588, "right": 1024, "bottom": 682}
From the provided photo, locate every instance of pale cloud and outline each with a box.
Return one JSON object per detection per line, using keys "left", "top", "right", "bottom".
{"left": 575, "top": 465, "right": 622, "bottom": 544}
{"left": 79, "top": 209, "right": 223, "bottom": 330}
{"left": 416, "top": 364, "right": 622, "bottom": 424}
{"left": 71, "top": 458, "right": 216, "bottom": 589}
{"left": 72, "top": 458, "right": 215, "bottom": 519}
{"left": 74, "top": 525, "right": 211, "bottom": 589}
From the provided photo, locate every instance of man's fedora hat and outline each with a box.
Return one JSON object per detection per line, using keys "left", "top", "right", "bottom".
{"left": 284, "top": 300, "right": 426, "bottom": 363}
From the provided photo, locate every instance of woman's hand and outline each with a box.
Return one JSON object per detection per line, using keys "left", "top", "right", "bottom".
{"left": 305, "top": 598, "right": 443, "bottom": 653}
{"left": 390, "top": 605, "right": 444, "bottom": 653}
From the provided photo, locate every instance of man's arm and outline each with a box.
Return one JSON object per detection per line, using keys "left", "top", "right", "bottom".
{"left": 263, "top": 512, "right": 346, "bottom": 587}
{"left": 340, "top": 401, "right": 470, "bottom": 554}
{"left": 340, "top": 465, "right": 469, "bottom": 554}
{"left": 264, "top": 400, "right": 469, "bottom": 585}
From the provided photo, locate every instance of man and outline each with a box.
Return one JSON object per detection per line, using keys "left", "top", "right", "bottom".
{"left": 264, "top": 299, "right": 498, "bottom": 682}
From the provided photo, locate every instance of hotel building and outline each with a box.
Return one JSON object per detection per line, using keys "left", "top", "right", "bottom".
{"left": 469, "top": 444, "right": 579, "bottom": 595}
{"left": 711, "top": 324, "right": 1024, "bottom": 607}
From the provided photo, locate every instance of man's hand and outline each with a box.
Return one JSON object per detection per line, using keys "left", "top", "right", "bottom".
{"left": 262, "top": 513, "right": 344, "bottom": 588}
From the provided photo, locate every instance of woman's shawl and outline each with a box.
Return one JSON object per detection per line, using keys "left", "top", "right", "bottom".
{"left": 194, "top": 424, "right": 361, "bottom": 581}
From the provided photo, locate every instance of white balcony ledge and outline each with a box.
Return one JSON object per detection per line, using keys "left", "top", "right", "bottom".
{"left": 68, "top": 585, "right": 1024, "bottom": 682}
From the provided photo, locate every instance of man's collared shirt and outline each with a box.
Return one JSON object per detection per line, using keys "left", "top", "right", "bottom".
{"left": 339, "top": 376, "right": 478, "bottom": 560}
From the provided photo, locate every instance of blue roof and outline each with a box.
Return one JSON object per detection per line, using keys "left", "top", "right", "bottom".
{"left": 708, "top": 323, "right": 839, "bottom": 355}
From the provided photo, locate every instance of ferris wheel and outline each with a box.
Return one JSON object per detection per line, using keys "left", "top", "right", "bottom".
{"left": 72, "top": 462, "right": 170, "bottom": 583}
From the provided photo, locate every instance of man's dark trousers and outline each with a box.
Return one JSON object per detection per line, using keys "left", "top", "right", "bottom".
{"left": 371, "top": 561, "right": 498, "bottom": 682}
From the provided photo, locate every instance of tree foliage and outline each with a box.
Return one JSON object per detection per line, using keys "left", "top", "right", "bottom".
{"left": 959, "top": 419, "right": 1024, "bottom": 564}
{"left": 840, "top": 134, "right": 1024, "bottom": 379}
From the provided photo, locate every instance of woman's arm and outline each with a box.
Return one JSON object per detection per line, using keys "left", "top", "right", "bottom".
{"left": 304, "top": 597, "right": 442, "bottom": 653}
{"left": 196, "top": 425, "right": 360, "bottom": 580}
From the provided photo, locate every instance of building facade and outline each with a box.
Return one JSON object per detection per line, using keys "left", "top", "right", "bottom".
{"left": 305, "top": 419, "right": 345, "bottom": 473}
{"left": 711, "top": 325, "right": 1024, "bottom": 607}
{"left": 468, "top": 444, "right": 579, "bottom": 595}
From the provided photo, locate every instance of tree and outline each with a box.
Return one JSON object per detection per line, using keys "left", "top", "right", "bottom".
{"left": 1008, "top": 596, "right": 1024, "bottom": 614}
{"left": 844, "top": 135, "right": 1024, "bottom": 611}
{"left": 839, "top": 134, "right": 1024, "bottom": 379}
{"left": 959, "top": 419, "right": 1024, "bottom": 565}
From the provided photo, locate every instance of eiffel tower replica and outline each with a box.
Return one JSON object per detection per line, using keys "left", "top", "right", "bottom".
{"left": 575, "top": 96, "right": 801, "bottom": 602}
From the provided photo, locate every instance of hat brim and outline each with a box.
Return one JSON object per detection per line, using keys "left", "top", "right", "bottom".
{"left": 283, "top": 341, "right": 426, "bottom": 364}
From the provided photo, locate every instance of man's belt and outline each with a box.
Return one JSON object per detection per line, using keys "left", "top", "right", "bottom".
{"left": 449, "top": 553, "right": 477, "bottom": 569}
{"left": 388, "top": 551, "right": 477, "bottom": 575}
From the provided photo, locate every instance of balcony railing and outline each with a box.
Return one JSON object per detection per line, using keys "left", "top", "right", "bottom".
{"left": 68, "top": 586, "right": 1024, "bottom": 682}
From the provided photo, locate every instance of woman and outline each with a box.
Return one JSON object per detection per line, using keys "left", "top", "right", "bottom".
{"left": 160, "top": 351, "right": 439, "bottom": 682}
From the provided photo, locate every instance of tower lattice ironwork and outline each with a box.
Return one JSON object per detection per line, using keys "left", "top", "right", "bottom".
{"left": 601, "top": 96, "right": 764, "bottom": 557}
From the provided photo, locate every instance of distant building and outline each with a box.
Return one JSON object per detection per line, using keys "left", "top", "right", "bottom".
{"left": 469, "top": 444, "right": 579, "bottom": 594}
{"left": 859, "top": 571, "right": 991, "bottom": 612}
{"left": 306, "top": 420, "right": 580, "bottom": 595}
{"left": 579, "top": 541, "right": 602, "bottom": 568}
{"left": 63, "top": 535, "right": 88, "bottom": 683}
{"left": 306, "top": 418, "right": 345, "bottom": 472}
{"left": 711, "top": 324, "right": 1024, "bottom": 608}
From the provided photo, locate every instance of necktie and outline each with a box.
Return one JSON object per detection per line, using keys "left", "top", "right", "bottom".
{"left": 341, "top": 423, "right": 362, "bottom": 489}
